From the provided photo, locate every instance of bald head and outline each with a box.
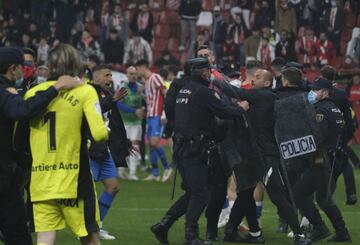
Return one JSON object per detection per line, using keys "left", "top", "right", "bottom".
{"left": 127, "top": 66, "right": 138, "bottom": 83}
{"left": 252, "top": 69, "right": 273, "bottom": 89}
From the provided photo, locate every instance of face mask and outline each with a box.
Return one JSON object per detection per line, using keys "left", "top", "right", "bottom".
{"left": 37, "top": 76, "right": 47, "bottom": 83}
{"left": 307, "top": 90, "right": 318, "bottom": 104}
{"left": 15, "top": 76, "right": 24, "bottom": 88}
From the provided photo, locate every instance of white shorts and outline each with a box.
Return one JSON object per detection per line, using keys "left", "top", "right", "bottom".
{"left": 125, "top": 125, "right": 142, "bottom": 141}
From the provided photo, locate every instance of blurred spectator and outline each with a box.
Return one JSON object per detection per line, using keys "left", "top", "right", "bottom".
{"left": 55, "top": 0, "right": 77, "bottom": 42}
{"left": 37, "top": 36, "right": 50, "bottom": 65}
{"left": 322, "top": 0, "right": 346, "bottom": 54}
{"left": 47, "top": 19, "right": 60, "bottom": 48}
{"left": 102, "top": 29, "right": 124, "bottom": 64}
{"left": 298, "top": 27, "right": 317, "bottom": 68}
{"left": 84, "top": 7, "right": 100, "bottom": 38}
{"left": 178, "top": 0, "right": 202, "bottom": 51}
{"left": 271, "top": 57, "right": 286, "bottom": 90}
{"left": 70, "top": 21, "right": 85, "bottom": 47}
{"left": 28, "top": 22, "right": 40, "bottom": 46}
{"left": 85, "top": 54, "right": 100, "bottom": 80}
{"left": 123, "top": 32, "right": 152, "bottom": 65}
{"left": 130, "top": 2, "right": 154, "bottom": 44}
{"left": 257, "top": 37, "right": 275, "bottom": 69}
{"left": 221, "top": 33, "right": 240, "bottom": 69}
{"left": 34, "top": 65, "right": 49, "bottom": 84}
{"left": 275, "top": 0, "right": 297, "bottom": 36}
{"left": 76, "top": 30, "right": 101, "bottom": 60}
{"left": 0, "top": 30, "right": 10, "bottom": 47}
{"left": 188, "top": 31, "right": 211, "bottom": 59}
{"left": 349, "top": 74, "right": 360, "bottom": 106}
{"left": 155, "top": 50, "right": 180, "bottom": 69}
{"left": 19, "top": 10, "right": 32, "bottom": 33}
{"left": 261, "top": 26, "right": 279, "bottom": 48}
{"left": 289, "top": 0, "right": 307, "bottom": 26}
{"left": 31, "top": 0, "right": 48, "bottom": 28}
{"left": 275, "top": 29, "right": 296, "bottom": 62}
{"left": 107, "top": 4, "right": 128, "bottom": 42}
{"left": 165, "top": 65, "right": 179, "bottom": 82}
{"left": 346, "top": 28, "right": 360, "bottom": 66}
{"left": 227, "top": 10, "right": 250, "bottom": 66}
{"left": 212, "top": 6, "right": 228, "bottom": 60}
{"left": 254, "top": 0, "right": 272, "bottom": 30}
{"left": 316, "top": 32, "right": 336, "bottom": 67}
{"left": 20, "top": 33, "right": 37, "bottom": 52}
{"left": 7, "top": 17, "right": 20, "bottom": 43}
{"left": 244, "top": 28, "right": 261, "bottom": 62}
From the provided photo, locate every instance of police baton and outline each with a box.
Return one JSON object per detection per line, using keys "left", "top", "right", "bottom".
{"left": 171, "top": 165, "right": 178, "bottom": 200}
{"left": 326, "top": 134, "right": 342, "bottom": 202}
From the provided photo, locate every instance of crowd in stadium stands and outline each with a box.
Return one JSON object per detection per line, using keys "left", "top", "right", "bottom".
{"left": 0, "top": 0, "right": 359, "bottom": 71}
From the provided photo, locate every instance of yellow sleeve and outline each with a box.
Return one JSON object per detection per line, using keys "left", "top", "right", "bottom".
{"left": 83, "top": 86, "right": 109, "bottom": 143}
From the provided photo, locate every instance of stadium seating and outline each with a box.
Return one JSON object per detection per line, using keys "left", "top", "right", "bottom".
{"left": 357, "top": 15, "right": 360, "bottom": 27}
{"left": 341, "top": 28, "right": 352, "bottom": 42}
{"left": 152, "top": 11, "right": 161, "bottom": 24}
{"left": 166, "top": 0, "right": 181, "bottom": 11}
{"left": 154, "top": 24, "right": 171, "bottom": 39}
{"left": 151, "top": 38, "right": 168, "bottom": 52}
{"left": 346, "top": 13, "right": 356, "bottom": 28}
{"left": 202, "top": 0, "right": 216, "bottom": 11}
{"left": 160, "top": 11, "right": 180, "bottom": 25}
{"left": 168, "top": 38, "right": 180, "bottom": 52}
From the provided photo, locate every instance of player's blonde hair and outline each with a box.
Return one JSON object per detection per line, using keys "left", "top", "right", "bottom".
{"left": 47, "top": 44, "right": 81, "bottom": 78}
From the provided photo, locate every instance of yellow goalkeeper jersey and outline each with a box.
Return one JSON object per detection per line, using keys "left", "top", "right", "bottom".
{"left": 24, "top": 81, "right": 108, "bottom": 202}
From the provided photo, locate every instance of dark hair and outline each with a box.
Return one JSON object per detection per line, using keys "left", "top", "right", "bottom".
{"left": 281, "top": 67, "right": 303, "bottom": 86}
{"left": 0, "top": 64, "right": 13, "bottom": 74}
{"left": 159, "top": 67, "right": 169, "bottom": 79}
{"left": 135, "top": 59, "right": 149, "bottom": 67}
{"left": 320, "top": 65, "right": 336, "bottom": 81}
{"left": 88, "top": 54, "right": 100, "bottom": 65}
{"left": 93, "top": 64, "right": 113, "bottom": 73}
{"left": 246, "top": 60, "right": 262, "bottom": 70}
{"left": 271, "top": 57, "right": 286, "bottom": 67}
{"left": 166, "top": 65, "right": 179, "bottom": 76}
{"left": 197, "top": 45, "right": 209, "bottom": 53}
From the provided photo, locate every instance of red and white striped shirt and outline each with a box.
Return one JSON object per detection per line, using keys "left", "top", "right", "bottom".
{"left": 145, "top": 73, "right": 166, "bottom": 118}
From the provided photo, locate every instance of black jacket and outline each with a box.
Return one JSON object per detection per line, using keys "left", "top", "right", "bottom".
{"left": 331, "top": 87, "right": 355, "bottom": 142}
{"left": 275, "top": 86, "right": 308, "bottom": 99}
{"left": 0, "top": 75, "right": 58, "bottom": 192}
{"left": 165, "top": 75, "right": 190, "bottom": 121}
{"left": 89, "top": 84, "right": 131, "bottom": 168}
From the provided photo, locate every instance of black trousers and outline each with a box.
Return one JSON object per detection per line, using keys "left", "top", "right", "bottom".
{"left": 264, "top": 156, "right": 302, "bottom": 235}
{"left": 228, "top": 186, "right": 260, "bottom": 233}
{"left": 0, "top": 187, "right": 33, "bottom": 245}
{"left": 205, "top": 151, "right": 228, "bottom": 236}
{"left": 293, "top": 165, "right": 347, "bottom": 233}
{"left": 333, "top": 152, "right": 357, "bottom": 199}
{"left": 166, "top": 149, "right": 210, "bottom": 231}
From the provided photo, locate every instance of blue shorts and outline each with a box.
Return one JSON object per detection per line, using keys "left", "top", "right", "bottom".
{"left": 90, "top": 154, "right": 117, "bottom": 182}
{"left": 147, "top": 116, "right": 162, "bottom": 138}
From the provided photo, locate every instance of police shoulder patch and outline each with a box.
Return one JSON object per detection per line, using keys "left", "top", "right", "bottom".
{"left": 316, "top": 114, "right": 324, "bottom": 122}
{"left": 6, "top": 87, "right": 18, "bottom": 95}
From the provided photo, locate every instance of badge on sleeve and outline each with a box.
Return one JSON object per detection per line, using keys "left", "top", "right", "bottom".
{"left": 6, "top": 87, "right": 18, "bottom": 95}
{"left": 316, "top": 114, "right": 324, "bottom": 122}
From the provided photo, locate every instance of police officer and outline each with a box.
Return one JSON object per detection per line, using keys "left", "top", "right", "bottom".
{"left": 293, "top": 78, "right": 351, "bottom": 242}
{"left": 150, "top": 57, "right": 249, "bottom": 245}
{"left": 0, "top": 47, "right": 80, "bottom": 245}
{"left": 320, "top": 65, "right": 357, "bottom": 205}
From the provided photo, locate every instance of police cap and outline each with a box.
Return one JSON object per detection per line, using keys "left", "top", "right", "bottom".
{"left": 0, "top": 47, "right": 24, "bottom": 65}
{"left": 188, "top": 57, "right": 211, "bottom": 70}
{"left": 284, "top": 61, "right": 304, "bottom": 71}
{"left": 312, "top": 77, "right": 333, "bottom": 91}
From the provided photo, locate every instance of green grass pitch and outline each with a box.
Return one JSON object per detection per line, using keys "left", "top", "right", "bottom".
{"left": 32, "top": 149, "right": 360, "bottom": 245}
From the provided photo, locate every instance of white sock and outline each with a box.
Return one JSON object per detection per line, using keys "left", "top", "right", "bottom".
{"left": 129, "top": 154, "right": 138, "bottom": 176}
{"left": 249, "top": 231, "right": 261, "bottom": 237}
{"left": 229, "top": 200, "right": 235, "bottom": 209}
{"left": 255, "top": 201, "right": 263, "bottom": 207}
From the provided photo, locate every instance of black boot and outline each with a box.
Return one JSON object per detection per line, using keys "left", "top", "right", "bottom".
{"left": 307, "top": 224, "right": 330, "bottom": 242}
{"left": 346, "top": 194, "right": 357, "bottom": 205}
{"left": 327, "top": 228, "right": 352, "bottom": 242}
{"left": 206, "top": 231, "right": 218, "bottom": 242}
{"left": 184, "top": 228, "right": 211, "bottom": 245}
{"left": 223, "top": 222, "right": 245, "bottom": 243}
{"left": 151, "top": 215, "right": 176, "bottom": 244}
{"left": 243, "top": 232, "right": 265, "bottom": 244}
{"left": 277, "top": 218, "right": 288, "bottom": 233}
{"left": 293, "top": 234, "right": 312, "bottom": 245}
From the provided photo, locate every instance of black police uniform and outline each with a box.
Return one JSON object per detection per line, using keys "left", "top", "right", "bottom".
{"left": 151, "top": 58, "right": 246, "bottom": 245}
{"left": 292, "top": 79, "right": 351, "bottom": 242}
{"left": 217, "top": 82, "right": 311, "bottom": 245}
{"left": 331, "top": 87, "right": 357, "bottom": 204}
{"left": 0, "top": 47, "right": 60, "bottom": 245}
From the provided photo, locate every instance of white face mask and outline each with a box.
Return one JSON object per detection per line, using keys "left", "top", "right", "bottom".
{"left": 36, "top": 76, "right": 47, "bottom": 83}
{"left": 307, "top": 90, "right": 318, "bottom": 104}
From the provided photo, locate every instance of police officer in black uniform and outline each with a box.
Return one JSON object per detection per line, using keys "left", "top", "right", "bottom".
{"left": 0, "top": 47, "right": 80, "bottom": 245}
{"left": 320, "top": 65, "right": 357, "bottom": 205}
{"left": 292, "top": 78, "right": 351, "bottom": 243}
{"left": 150, "top": 58, "right": 249, "bottom": 245}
